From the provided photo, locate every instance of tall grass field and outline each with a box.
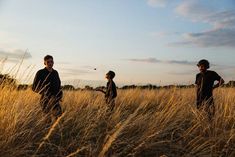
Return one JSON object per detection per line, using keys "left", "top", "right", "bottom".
{"left": 0, "top": 87, "right": 235, "bottom": 157}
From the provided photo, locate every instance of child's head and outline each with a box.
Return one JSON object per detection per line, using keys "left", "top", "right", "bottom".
{"left": 106, "top": 71, "right": 115, "bottom": 80}
{"left": 44, "top": 55, "right": 54, "bottom": 69}
{"left": 197, "top": 59, "right": 210, "bottom": 72}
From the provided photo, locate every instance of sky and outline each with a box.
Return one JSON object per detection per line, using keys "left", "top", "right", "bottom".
{"left": 0, "top": 0, "right": 235, "bottom": 87}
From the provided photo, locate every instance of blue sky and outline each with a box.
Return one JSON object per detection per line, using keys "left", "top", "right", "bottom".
{"left": 0, "top": 0, "right": 235, "bottom": 87}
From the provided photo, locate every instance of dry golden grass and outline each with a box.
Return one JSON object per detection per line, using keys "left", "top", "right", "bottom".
{"left": 0, "top": 87, "right": 235, "bottom": 157}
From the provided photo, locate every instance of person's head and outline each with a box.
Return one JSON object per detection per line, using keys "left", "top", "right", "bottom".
{"left": 44, "top": 55, "right": 54, "bottom": 69}
{"left": 106, "top": 71, "right": 115, "bottom": 80}
{"left": 197, "top": 59, "right": 210, "bottom": 73}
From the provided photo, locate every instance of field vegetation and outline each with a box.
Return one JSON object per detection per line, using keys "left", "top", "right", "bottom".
{"left": 0, "top": 85, "right": 235, "bottom": 157}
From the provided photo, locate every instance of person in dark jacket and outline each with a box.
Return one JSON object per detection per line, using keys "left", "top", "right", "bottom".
{"left": 96, "top": 71, "right": 117, "bottom": 111}
{"left": 195, "top": 59, "right": 224, "bottom": 120}
{"left": 32, "top": 55, "right": 62, "bottom": 118}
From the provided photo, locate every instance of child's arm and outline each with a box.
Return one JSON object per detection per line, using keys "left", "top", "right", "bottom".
{"left": 195, "top": 74, "right": 199, "bottom": 92}
{"left": 213, "top": 78, "right": 225, "bottom": 89}
{"left": 95, "top": 88, "right": 106, "bottom": 94}
{"left": 110, "top": 82, "right": 117, "bottom": 99}
{"left": 32, "top": 71, "right": 41, "bottom": 93}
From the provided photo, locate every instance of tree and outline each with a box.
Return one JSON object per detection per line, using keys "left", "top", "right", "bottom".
{"left": 62, "top": 85, "right": 75, "bottom": 91}
{"left": 0, "top": 74, "right": 17, "bottom": 87}
{"left": 84, "top": 85, "right": 93, "bottom": 90}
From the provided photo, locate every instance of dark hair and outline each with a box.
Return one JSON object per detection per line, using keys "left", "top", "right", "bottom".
{"left": 197, "top": 59, "right": 210, "bottom": 69}
{"left": 44, "top": 55, "right": 53, "bottom": 61}
{"left": 106, "top": 71, "right": 116, "bottom": 79}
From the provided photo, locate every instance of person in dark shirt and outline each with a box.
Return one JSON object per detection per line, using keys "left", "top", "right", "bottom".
{"left": 96, "top": 71, "right": 117, "bottom": 111}
{"left": 195, "top": 59, "right": 224, "bottom": 119}
{"left": 32, "top": 55, "right": 62, "bottom": 118}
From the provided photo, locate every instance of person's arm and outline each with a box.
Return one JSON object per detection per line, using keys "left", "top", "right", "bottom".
{"left": 213, "top": 78, "right": 225, "bottom": 89}
{"left": 56, "top": 71, "right": 62, "bottom": 93}
{"left": 57, "top": 71, "right": 61, "bottom": 87}
{"left": 111, "top": 82, "right": 117, "bottom": 99}
{"left": 95, "top": 88, "right": 106, "bottom": 94}
{"left": 195, "top": 74, "right": 199, "bottom": 92}
{"left": 105, "top": 82, "right": 111, "bottom": 98}
{"left": 213, "top": 72, "right": 224, "bottom": 89}
{"left": 56, "top": 71, "right": 63, "bottom": 100}
{"left": 32, "top": 71, "right": 41, "bottom": 93}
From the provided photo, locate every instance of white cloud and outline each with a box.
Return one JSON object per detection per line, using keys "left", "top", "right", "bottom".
{"left": 169, "top": 70, "right": 197, "bottom": 76}
{"left": 175, "top": 0, "right": 213, "bottom": 21}
{"left": 0, "top": 49, "right": 31, "bottom": 61}
{"left": 176, "top": 1, "right": 235, "bottom": 29}
{"left": 147, "top": 0, "right": 168, "bottom": 8}
{"left": 172, "top": 0, "right": 235, "bottom": 48}
{"left": 128, "top": 58, "right": 160, "bottom": 63}
{"left": 60, "top": 68, "right": 92, "bottom": 75}
{"left": 207, "top": 11, "right": 235, "bottom": 29}
{"left": 183, "top": 28, "right": 235, "bottom": 47}
{"left": 127, "top": 58, "right": 196, "bottom": 65}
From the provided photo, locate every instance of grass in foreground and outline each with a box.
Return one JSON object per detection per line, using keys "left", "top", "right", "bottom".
{"left": 0, "top": 87, "right": 235, "bottom": 157}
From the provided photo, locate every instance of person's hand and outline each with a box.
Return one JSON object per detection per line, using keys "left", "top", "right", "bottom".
{"left": 95, "top": 88, "right": 105, "bottom": 94}
{"left": 95, "top": 88, "right": 103, "bottom": 91}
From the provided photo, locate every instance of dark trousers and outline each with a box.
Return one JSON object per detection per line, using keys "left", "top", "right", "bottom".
{"left": 40, "top": 95, "right": 62, "bottom": 117}
{"left": 197, "top": 96, "right": 215, "bottom": 120}
{"left": 106, "top": 98, "right": 116, "bottom": 111}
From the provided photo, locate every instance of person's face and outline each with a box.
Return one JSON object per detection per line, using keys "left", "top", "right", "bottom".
{"left": 44, "top": 58, "right": 54, "bottom": 69}
{"left": 106, "top": 74, "right": 110, "bottom": 80}
{"left": 198, "top": 64, "right": 206, "bottom": 73}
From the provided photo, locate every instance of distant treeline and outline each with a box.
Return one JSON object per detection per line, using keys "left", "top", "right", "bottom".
{"left": 1, "top": 73, "right": 235, "bottom": 91}
{"left": 17, "top": 82, "right": 235, "bottom": 91}
{"left": 0, "top": 74, "right": 17, "bottom": 86}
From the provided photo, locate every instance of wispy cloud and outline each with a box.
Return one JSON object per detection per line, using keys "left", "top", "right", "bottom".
{"left": 175, "top": 0, "right": 214, "bottom": 21}
{"left": 128, "top": 58, "right": 160, "bottom": 63}
{"left": 56, "top": 61, "right": 71, "bottom": 66}
{"left": 60, "top": 67, "right": 95, "bottom": 76}
{"left": 175, "top": 1, "right": 235, "bottom": 29}
{"left": 172, "top": 0, "right": 235, "bottom": 48}
{"left": 169, "top": 64, "right": 235, "bottom": 76}
{"left": 147, "top": 0, "right": 168, "bottom": 8}
{"left": 213, "top": 64, "right": 235, "bottom": 71}
{"left": 171, "top": 28, "right": 235, "bottom": 47}
{"left": 80, "top": 65, "right": 97, "bottom": 70}
{"left": 127, "top": 57, "right": 196, "bottom": 65}
{"left": 169, "top": 70, "right": 197, "bottom": 76}
{"left": 0, "top": 49, "right": 32, "bottom": 62}
{"left": 150, "top": 31, "right": 180, "bottom": 38}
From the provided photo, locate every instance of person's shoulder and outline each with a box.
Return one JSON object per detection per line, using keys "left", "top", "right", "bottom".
{"left": 53, "top": 69, "right": 59, "bottom": 74}
{"left": 37, "top": 68, "right": 46, "bottom": 74}
{"left": 112, "top": 80, "right": 116, "bottom": 86}
{"left": 196, "top": 73, "right": 201, "bottom": 77}
{"left": 209, "top": 70, "right": 222, "bottom": 80}
{"left": 208, "top": 70, "right": 218, "bottom": 75}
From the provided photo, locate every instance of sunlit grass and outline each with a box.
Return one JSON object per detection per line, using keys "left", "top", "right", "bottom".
{"left": 0, "top": 87, "right": 234, "bottom": 157}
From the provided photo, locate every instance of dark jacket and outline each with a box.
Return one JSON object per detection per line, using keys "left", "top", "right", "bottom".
{"left": 105, "top": 80, "right": 117, "bottom": 100}
{"left": 32, "top": 68, "right": 62, "bottom": 98}
{"left": 195, "top": 70, "right": 221, "bottom": 103}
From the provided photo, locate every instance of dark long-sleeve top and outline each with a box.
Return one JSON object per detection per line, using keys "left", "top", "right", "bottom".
{"left": 32, "top": 68, "right": 61, "bottom": 97}
{"left": 105, "top": 80, "right": 117, "bottom": 99}
{"left": 195, "top": 70, "right": 221, "bottom": 100}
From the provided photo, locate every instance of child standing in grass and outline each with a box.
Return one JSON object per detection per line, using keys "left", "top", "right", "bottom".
{"left": 96, "top": 71, "right": 117, "bottom": 111}
{"left": 195, "top": 59, "right": 224, "bottom": 120}
{"left": 32, "top": 55, "right": 63, "bottom": 118}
